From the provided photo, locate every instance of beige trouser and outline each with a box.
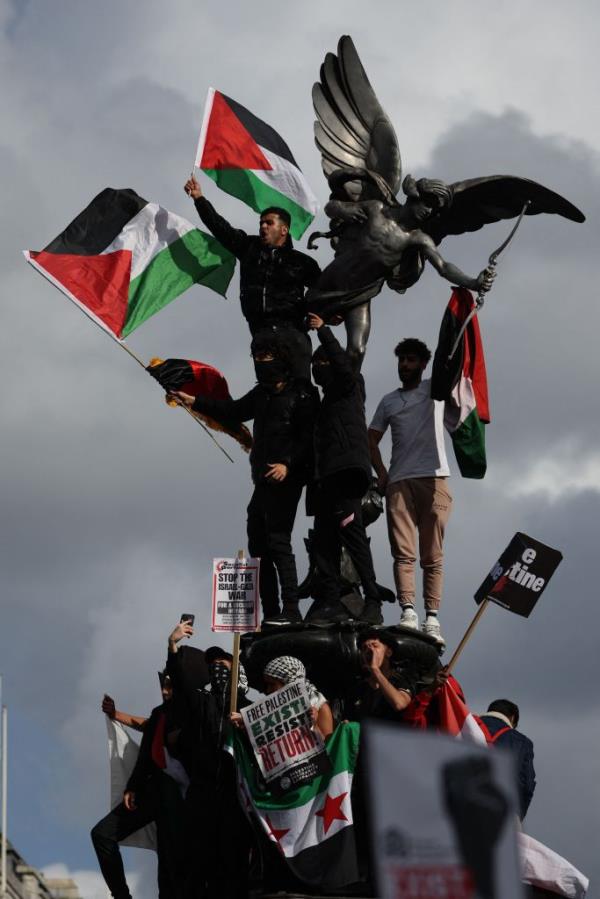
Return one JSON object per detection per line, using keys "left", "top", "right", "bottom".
{"left": 385, "top": 477, "right": 452, "bottom": 611}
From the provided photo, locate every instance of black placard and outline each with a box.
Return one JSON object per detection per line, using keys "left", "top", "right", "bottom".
{"left": 474, "top": 533, "right": 562, "bottom": 617}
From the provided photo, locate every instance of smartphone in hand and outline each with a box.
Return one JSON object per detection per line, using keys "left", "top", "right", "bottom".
{"left": 180, "top": 613, "right": 195, "bottom": 626}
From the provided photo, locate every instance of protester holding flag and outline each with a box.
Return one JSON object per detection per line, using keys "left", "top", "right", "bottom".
{"left": 172, "top": 333, "right": 318, "bottom": 623}
{"left": 91, "top": 671, "right": 189, "bottom": 899}
{"left": 184, "top": 174, "right": 321, "bottom": 380}
{"left": 368, "top": 338, "right": 453, "bottom": 646}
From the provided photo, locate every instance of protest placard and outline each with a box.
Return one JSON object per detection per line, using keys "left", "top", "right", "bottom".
{"left": 474, "top": 532, "right": 563, "bottom": 617}
{"left": 211, "top": 556, "right": 260, "bottom": 633}
{"left": 364, "top": 724, "right": 524, "bottom": 899}
{"left": 241, "top": 680, "right": 331, "bottom": 794}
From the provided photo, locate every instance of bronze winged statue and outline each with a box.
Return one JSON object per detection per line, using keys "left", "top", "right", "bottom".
{"left": 306, "top": 36, "right": 585, "bottom": 367}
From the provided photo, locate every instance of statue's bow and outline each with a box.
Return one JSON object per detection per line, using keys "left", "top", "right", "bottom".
{"left": 448, "top": 201, "right": 530, "bottom": 361}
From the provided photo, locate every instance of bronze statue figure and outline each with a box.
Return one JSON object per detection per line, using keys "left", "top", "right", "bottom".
{"left": 307, "top": 36, "right": 585, "bottom": 367}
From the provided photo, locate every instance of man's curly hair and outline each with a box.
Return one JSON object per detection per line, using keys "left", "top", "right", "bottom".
{"left": 394, "top": 338, "right": 431, "bottom": 364}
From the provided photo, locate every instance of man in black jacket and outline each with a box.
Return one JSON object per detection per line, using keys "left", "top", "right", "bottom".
{"left": 478, "top": 698, "right": 536, "bottom": 820}
{"left": 91, "top": 673, "right": 189, "bottom": 899}
{"left": 171, "top": 333, "right": 318, "bottom": 623}
{"left": 184, "top": 175, "right": 321, "bottom": 380}
{"left": 307, "top": 313, "right": 382, "bottom": 624}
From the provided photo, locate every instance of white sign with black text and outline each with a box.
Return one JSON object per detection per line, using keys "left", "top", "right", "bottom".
{"left": 211, "top": 556, "right": 260, "bottom": 633}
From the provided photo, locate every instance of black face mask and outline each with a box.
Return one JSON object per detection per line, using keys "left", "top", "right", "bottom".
{"left": 209, "top": 661, "right": 231, "bottom": 696}
{"left": 312, "top": 364, "right": 333, "bottom": 388}
{"left": 254, "top": 359, "right": 288, "bottom": 386}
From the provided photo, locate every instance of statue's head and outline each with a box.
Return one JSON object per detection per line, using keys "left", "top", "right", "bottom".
{"left": 402, "top": 175, "right": 453, "bottom": 222}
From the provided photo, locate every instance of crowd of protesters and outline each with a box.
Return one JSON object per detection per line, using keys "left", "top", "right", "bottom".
{"left": 92, "top": 619, "right": 535, "bottom": 898}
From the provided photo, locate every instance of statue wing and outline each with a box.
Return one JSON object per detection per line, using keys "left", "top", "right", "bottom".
{"left": 424, "top": 175, "right": 585, "bottom": 245}
{"left": 312, "top": 35, "right": 402, "bottom": 198}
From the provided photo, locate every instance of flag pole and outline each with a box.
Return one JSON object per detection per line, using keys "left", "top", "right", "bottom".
{"left": 445, "top": 600, "right": 489, "bottom": 675}
{"left": 229, "top": 550, "right": 245, "bottom": 717}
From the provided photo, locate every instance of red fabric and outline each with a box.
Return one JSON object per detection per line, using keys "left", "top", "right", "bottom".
{"left": 31, "top": 249, "right": 131, "bottom": 337}
{"left": 150, "top": 711, "right": 167, "bottom": 769}
{"left": 200, "top": 91, "right": 272, "bottom": 170}
{"left": 448, "top": 287, "right": 490, "bottom": 422}
{"left": 181, "top": 360, "right": 231, "bottom": 401}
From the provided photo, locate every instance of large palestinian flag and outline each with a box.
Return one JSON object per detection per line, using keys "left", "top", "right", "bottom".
{"left": 24, "top": 188, "right": 235, "bottom": 340}
{"left": 431, "top": 288, "right": 491, "bottom": 479}
{"left": 195, "top": 89, "right": 319, "bottom": 240}
{"left": 230, "top": 722, "right": 359, "bottom": 891}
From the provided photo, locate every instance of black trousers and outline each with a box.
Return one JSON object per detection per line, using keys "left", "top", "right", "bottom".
{"left": 313, "top": 480, "right": 379, "bottom": 604}
{"left": 247, "top": 478, "right": 304, "bottom": 615}
{"left": 90, "top": 774, "right": 187, "bottom": 899}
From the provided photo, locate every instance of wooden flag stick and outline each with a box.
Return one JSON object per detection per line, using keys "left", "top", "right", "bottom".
{"left": 445, "top": 600, "right": 489, "bottom": 675}
{"left": 229, "top": 549, "right": 245, "bottom": 716}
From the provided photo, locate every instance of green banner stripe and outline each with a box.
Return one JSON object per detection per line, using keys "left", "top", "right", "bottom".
{"left": 203, "top": 168, "right": 314, "bottom": 240}
{"left": 122, "top": 230, "right": 235, "bottom": 337}
{"left": 233, "top": 721, "right": 360, "bottom": 812}
{"left": 452, "top": 408, "right": 487, "bottom": 479}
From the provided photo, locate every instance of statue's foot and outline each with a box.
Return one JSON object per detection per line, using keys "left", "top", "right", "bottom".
{"left": 305, "top": 599, "right": 350, "bottom": 624}
{"left": 359, "top": 600, "right": 384, "bottom": 625}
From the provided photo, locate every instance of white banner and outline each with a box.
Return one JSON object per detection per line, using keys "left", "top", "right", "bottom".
{"left": 211, "top": 556, "right": 259, "bottom": 632}
{"left": 364, "top": 724, "right": 524, "bottom": 899}
{"left": 106, "top": 718, "right": 156, "bottom": 851}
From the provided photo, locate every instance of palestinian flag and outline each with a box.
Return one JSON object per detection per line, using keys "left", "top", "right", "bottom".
{"left": 230, "top": 723, "right": 359, "bottom": 891}
{"left": 431, "top": 288, "right": 491, "bottom": 479}
{"left": 195, "top": 89, "right": 318, "bottom": 240}
{"left": 147, "top": 357, "right": 252, "bottom": 451}
{"left": 436, "top": 682, "right": 488, "bottom": 746}
{"left": 24, "top": 188, "right": 235, "bottom": 340}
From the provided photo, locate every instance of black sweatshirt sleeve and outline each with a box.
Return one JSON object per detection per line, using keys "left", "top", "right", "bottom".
{"left": 125, "top": 708, "right": 158, "bottom": 793}
{"left": 192, "top": 386, "right": 258, "bottom": 423}
{"left": 193, "top": 197, "right": 250, "bottom": 259}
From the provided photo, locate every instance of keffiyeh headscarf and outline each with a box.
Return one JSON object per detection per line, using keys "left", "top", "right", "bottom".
{"left": 263, "top": 655, "right": 323, "bottom": 707}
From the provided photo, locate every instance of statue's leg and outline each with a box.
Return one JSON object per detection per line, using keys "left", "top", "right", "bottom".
{"left": 344, "top": 301, "right": 371, "bottom": 370}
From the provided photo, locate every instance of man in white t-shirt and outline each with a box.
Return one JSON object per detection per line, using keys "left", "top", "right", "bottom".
{"left": 368, "top": 338, "right": 451, "bottom": 645}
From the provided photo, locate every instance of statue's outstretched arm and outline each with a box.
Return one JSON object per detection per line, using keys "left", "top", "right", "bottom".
{"left": 419, "top": 234, "right": 484, "bottom": 291}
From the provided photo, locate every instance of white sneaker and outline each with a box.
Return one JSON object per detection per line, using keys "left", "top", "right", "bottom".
{"left": 422, "top": 616, "right": 446, "bottom": 646}
{"left": 399, "top": 606, "right": 419, "bottom": 629}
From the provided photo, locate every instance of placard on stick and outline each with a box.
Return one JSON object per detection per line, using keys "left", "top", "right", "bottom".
{"left": 474, "top": 532, "right": 562, "bottom": 617}
{"left": 241, "top": 680, "right": 331, "bottom": 794}
{"left": 211, "top": 556, "right": 260, "bottom": 633}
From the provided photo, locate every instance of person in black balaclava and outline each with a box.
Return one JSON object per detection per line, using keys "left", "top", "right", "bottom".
{"left": 171, "top": 333, "right": 318, "bottom": 624}
{"left": 166, "top": 622, "right": 253, "bottom": 899}
{"left": 306, "top": 313, "right": 383, "bottom": 624}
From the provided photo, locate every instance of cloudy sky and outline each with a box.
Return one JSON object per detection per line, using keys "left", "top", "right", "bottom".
{"left": 1, "top": 0, "right": 598, "bottom": 895}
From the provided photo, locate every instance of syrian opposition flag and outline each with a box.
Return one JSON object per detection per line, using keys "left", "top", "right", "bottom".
{"left": 431, "top": 288, "right": 491, "bottom": 479}
{"left": 230, "top": 722, "right": 359, "bottom": 891}
{"left": 147, "top": 357, "right": 252, "bottom": 451}
{"left": 195, "top": 89, "right": 319, "bottom": 240}
{"left": 24, "top": 188, "right": 235, "bottom": 340}
{"left": 436, "top": 681, "right": 488, "bottom": 746}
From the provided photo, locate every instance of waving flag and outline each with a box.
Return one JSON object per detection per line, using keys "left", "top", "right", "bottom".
{"left": 431, "top": 288, "right": 490, "bottom": 479}
{"left": 196, "top": 89, "right": 318, "bottom": 239}
{"left": 436, "top": 681, "right": 488, "bottom": 745}
{"left": 25, "top": 188, "right": 235, "bottom": 340}
{"left": 230, "top": 723, "right": 359, "bottom": 891}
{"left": 147, "top": 357, "right": 252, "bottom": 451}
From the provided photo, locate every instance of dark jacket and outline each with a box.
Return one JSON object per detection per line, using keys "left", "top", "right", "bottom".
{"left": 194, "top": 197, "right": 321, "bottom": 333}
{"left": 125, "top": 702, "right": 184, "bottom": 794}
{"left": 314, "top": 326, "right": 371, "bottom": 493}
{"left": 193, "top": 381, "right": 318, "bottom": 484}
{"left": 479, "top": 714, "right": 536, "bottom": 819}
